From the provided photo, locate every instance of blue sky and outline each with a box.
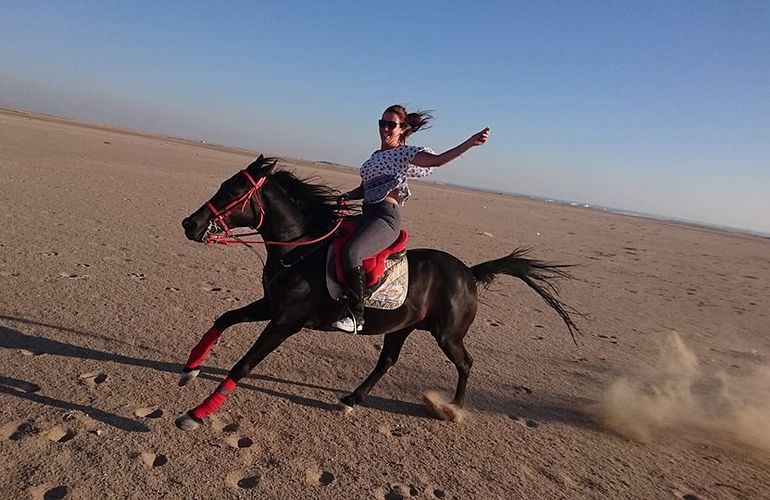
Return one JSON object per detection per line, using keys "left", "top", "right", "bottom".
{"left": 2, "top": 1, "right": 769, "bottom": 233}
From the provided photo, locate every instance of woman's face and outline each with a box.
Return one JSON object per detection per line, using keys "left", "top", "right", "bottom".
{"left": 379, "top": 111, "right": 404, "bottom": 146}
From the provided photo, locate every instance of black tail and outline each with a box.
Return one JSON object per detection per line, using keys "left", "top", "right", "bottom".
{"left": 471, "top": 247, "right": 583, "bottom": 345}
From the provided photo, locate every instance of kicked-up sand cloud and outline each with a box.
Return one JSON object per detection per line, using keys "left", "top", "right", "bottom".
{"left": 600, "top": 332, "right": 770, "bottom": 452}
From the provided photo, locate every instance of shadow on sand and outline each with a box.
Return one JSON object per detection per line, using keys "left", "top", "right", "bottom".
{"left": 0, "top": 319, "right": 431, "bottom": 422}
{"left": 0, "top": 375, "right": 149, "bottom": 432}
{"left": 0, "top": 314, "right": 594, "bottom": 429}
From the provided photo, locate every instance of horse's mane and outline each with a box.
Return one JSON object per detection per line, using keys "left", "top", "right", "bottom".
{"left": 269, "top": 169, "right": 356, "bottom": 235}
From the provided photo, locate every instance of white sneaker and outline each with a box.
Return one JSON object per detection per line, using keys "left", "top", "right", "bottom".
{"left": 332, "top": 316, "right": 363, "bottom": 333}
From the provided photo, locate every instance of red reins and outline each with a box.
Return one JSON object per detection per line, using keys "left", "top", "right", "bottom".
{"left": 204, "top": 170, "right": 345, "bottom": 247}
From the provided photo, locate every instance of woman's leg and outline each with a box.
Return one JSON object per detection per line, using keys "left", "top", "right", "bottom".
{"left": 342, "top": 202, "right": 401, "bottom": 270}
{"left": 335, "top": 202, "right": 401, "bottom": 332}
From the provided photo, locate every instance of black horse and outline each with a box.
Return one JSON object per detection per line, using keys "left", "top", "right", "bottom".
{"left": 175, "top": 156, "right": 580, "bottom": 430}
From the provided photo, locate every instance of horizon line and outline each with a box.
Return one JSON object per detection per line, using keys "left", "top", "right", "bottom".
{"left": 3, "top": 105, "right": 768, "bottom": 241}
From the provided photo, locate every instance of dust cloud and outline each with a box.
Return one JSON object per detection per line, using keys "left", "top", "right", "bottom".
{"left": 423, "top": 391, "right": 466, "bottom": 423}
{"left": 599, "top": 332, "right": 770, "bottom": 452}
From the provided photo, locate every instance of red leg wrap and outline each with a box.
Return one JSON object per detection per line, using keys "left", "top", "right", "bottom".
{"left": 190, "top": 378, "right": 237, "bottom": 420}
{"left": 184, "top": 326, "right": 222, "bottom": 370}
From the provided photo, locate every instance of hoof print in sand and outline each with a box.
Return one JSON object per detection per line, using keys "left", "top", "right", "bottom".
{"left": 378, "top": 483, "right": 421, "bottom": 499}
{"left": 140, "top": 452, "right": 168, "bottom": 468}
{"left": 44, "top": 426, "right": 76, "bottom": 443}
{"left": 508, "top": 415, "right": 539, "bottom": 428}
{"left": 29, "top": 485, "right": 70, "bottom": 500}
{"left": 210, "top": 415, "right": 239, "bottom": 433}
{"left": 134, "top": 407, "right": 164, "bottom": 419}
{"left": 2, "top": 422, "right": 39, "bottom": 441}
{"left": 305, "top": 467, "right": 335, "bottom": 486}
{"left": 58, "top": 272, "right": 87, "bottom": 280}
{"left": 221, "top": 423, "right": 239, "bottom": 433}
{"left": 224, "top": 436, "right": 254, "bottom": 449}
{"left": 379, "top": 424, "right": 410, "bottom": 438}
{"left": 226, "top": 471, "right": 260, "bottom": 490}
{"left": 78, "top": 372, "right": 107, "bottom": 388}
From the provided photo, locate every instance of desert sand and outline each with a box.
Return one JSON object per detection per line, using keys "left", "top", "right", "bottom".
{"left": 1, "top": 108, "right": 768, "bottom": 499}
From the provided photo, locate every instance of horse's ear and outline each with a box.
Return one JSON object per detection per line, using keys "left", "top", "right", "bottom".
{"left": 246, "top": 154, "right": 265, "bottom": 171}
{"left": 246, "top": 155, "right": 277, "bottom": 176}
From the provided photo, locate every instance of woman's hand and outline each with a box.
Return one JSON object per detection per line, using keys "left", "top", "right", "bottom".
{"left": 466, "top": 127, "right": 490, "bottom": 147}
{"left": 341, "top": 184, "right": 363, "bottom": 201}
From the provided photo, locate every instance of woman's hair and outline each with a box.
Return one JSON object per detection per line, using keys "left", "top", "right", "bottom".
{"left": 384, "top": 104, "right": 433, "bottom": 143}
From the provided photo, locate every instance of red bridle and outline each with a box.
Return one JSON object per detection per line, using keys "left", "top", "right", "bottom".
{"left": 204, "top": 170, "right": 345, "bottom": 247}
{"left": 204, "top": 170, "right": 266, "bottom": 244}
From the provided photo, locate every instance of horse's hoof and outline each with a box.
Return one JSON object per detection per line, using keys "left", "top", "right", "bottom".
{"left": 337, "top": 397, "right": 355, "bottom": 414}
{"left": 175, "top": 412, "right": 202, "bottom": 431}
{"left": 178, "top": 368, "right": 200, "bottom": 387}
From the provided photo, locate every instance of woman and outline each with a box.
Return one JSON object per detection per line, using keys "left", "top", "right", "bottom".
{"left": 333, "top": 104, "right": 490, "bottom": 333}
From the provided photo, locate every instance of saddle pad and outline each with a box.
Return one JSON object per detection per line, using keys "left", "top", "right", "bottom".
{"left": 326, "top": 247, "right": 409, "bottom": 310}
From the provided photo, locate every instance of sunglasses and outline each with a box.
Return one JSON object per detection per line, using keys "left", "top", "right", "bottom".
{"left": 378, "top": 119, "right": 402, "bottom": 130}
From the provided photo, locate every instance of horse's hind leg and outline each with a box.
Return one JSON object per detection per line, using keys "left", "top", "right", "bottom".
{"left": 339, "top": 327, "right": 414, "bottom": 410}
{"left": 425, "top": 324, "right": 474, "bottom": 421}
{"left": 436, "top": 336, "right": 474, "bottom": 407}
{"left": 176, "top": 320, "right": 300, "bottom": 431}
{"left": 180, "top": 298, "right": 270, "bottom": 386}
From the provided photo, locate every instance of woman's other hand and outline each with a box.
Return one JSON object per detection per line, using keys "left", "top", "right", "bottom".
{"left": 466, "top": 127, "right": 490, "bottom": 147}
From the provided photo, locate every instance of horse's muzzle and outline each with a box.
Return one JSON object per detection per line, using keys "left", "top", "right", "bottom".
{"left": 182, "top": 217, "right": 207, "bottom": 242}
{"left": 181, "top": 217, "right": 196, "bottom": 232}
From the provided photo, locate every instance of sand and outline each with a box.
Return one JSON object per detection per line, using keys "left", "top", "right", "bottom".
{"left": 1, "top": 108, "right": 768, "bottom": 499}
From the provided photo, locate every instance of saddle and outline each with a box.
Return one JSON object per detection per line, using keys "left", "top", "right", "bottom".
{"left": 326, "top": 221, "right": 409, "bottom": 310}
{"left": 332, "top": 221, "right": 408, "bottom": 287}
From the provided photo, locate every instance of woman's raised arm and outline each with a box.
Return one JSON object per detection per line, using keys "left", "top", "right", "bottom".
{"left": 411, "top": 127, "right": 490, "bottom": 168}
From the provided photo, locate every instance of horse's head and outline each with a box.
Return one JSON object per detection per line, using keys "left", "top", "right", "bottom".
{"left": 181, "top": 155, "right": 277, "bottom": 243}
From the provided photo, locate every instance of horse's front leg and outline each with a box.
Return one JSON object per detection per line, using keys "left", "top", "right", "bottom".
{"left": 179, "top": 298, "right": 271, "bottom": 386}
{"left": 175, "top": 320, "right": 301, "bottom": 431}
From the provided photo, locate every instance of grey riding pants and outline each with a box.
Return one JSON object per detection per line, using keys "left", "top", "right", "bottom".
{"left": 342, "top": 200, "right": 401, "bottom": 270}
